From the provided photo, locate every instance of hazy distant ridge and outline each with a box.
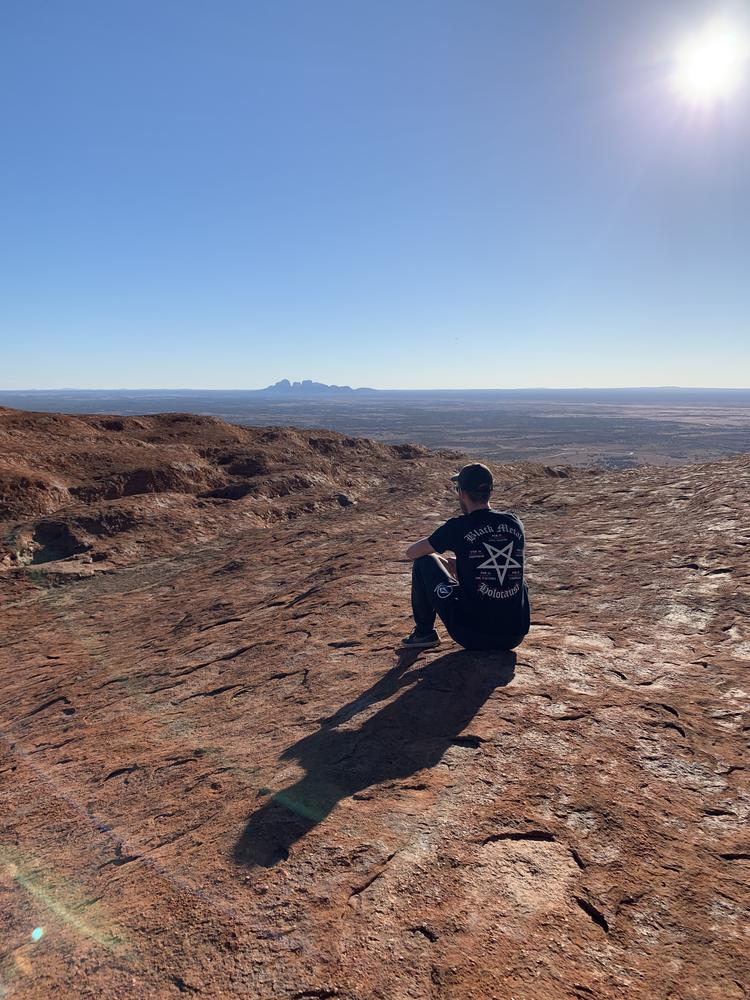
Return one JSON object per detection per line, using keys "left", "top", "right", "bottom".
{"left": 258, "top": 379, "right": 378, "bottom": 395}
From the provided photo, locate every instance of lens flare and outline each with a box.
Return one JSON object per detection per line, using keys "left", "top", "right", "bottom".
{"left": 672, "top": 20, "right": 750, "bottom": 106}
{"left": 1, "top": 846, "right": 121, "bottom": 950}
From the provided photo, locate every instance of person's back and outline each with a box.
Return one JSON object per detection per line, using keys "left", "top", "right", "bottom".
{"left": 404, "top": 463, "right": 530, "bottom": 651}
{"left": 429, "top": 506, "right": 529, "bottom": 642}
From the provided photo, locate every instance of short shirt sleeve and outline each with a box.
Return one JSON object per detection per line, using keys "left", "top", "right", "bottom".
{"left": 427, "top": 518, "right": 459, "bottom": 554}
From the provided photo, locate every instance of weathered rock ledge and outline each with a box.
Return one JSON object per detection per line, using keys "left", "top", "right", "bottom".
{"left": 1, "top": 409, "right": 748, "bottom": 999}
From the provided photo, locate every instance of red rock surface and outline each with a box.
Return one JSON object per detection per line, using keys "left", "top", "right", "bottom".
{"left": 1, "top": 408, "right": 748, "bottom": 999}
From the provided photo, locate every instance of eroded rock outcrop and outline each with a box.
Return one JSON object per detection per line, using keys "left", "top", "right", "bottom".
{"left": 0, "top": 409, "right": 451, "bottom": 573}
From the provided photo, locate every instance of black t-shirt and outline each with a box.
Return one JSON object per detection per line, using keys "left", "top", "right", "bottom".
{"left": 428, "top": 507, "right": 528, "bottom": 635}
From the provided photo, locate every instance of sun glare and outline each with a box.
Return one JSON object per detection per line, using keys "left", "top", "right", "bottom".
{"left": 672, "top": 20, "right": 749, "bottom": 106}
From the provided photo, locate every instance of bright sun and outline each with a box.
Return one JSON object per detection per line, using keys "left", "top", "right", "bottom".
{"left": 672, "top": 20, "right": 749, "bottom": 106}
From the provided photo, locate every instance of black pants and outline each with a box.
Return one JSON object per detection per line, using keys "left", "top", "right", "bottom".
{"left": 411, "top": 554, "right": 528, "bottom": 652}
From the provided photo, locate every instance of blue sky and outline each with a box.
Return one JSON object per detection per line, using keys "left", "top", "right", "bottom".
{"left": 1, "top": 0, "right": 749, "bottom": 389}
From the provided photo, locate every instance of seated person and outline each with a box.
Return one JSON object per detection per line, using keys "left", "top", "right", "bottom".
{"left": 403, "top": 463, "right": 530, "bottom": 651}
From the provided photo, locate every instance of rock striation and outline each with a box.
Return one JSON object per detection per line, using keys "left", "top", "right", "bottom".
{"left": 0, "top": 407, "right": 748, "bottom": 999}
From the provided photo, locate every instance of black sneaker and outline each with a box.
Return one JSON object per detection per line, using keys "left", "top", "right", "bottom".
{"left": 401, "top": 628, "right": 440, "bottom": 649}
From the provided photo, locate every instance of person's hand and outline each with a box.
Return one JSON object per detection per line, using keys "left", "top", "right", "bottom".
{"left": 446, "top": 556, "right": 457, "bottom": 578}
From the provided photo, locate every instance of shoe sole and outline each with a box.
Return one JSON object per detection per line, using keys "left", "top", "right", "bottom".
{"left": 400, "top": 639, "right": 440, "bottom": 649}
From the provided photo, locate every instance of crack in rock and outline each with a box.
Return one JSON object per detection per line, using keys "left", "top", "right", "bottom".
{"left": 348, "top": 850, "right": 399, "bottom": 901}
{"left": 574, "top": 895, "right": 610, "bottom": 933}
{"left": 24, "top": 695, "right": 70, "bottom": 718}
{"left": 482, "top": 829, "right": 556, "bottom": 845}
{"left": 104, "top": 764, "right": 138, "bottom": 782}
{"left": 180, "top": 684, "right": 243, "bottom": 702}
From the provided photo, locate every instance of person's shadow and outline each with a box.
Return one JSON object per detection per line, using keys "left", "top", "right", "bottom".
{"left": 234, "top": 648, "right": 516, "bottom": 867}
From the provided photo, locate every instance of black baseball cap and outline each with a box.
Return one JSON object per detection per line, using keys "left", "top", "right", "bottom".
{"left": 451, "top": 463, "right": 493, "bottom": 493}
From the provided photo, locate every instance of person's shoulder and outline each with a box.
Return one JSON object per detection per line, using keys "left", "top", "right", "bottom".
{"left": 436, "top": 514, "right": 466, "bottom": 535}
{"left": 446, "top": 514, "right": 468, "bottom": 526}
{"left": 428, "top": 514, "right": 465, "bottom": 552}
{"left": 429, "top": 514, "right": 461, "bottom": 536}
{"left": 492, "top": 509, "right": 525, "bottom": 530}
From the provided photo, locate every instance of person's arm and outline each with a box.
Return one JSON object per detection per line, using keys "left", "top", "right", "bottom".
{"left": 406, "top": 518, "right": 456, "bottom": 561}
{"left": 405, "top": 537, "right": 437, "bottom": 560}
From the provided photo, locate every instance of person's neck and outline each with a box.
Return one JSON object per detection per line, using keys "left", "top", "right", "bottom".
{"left": 465, "top": 502, "right": 491, "bottom": 514}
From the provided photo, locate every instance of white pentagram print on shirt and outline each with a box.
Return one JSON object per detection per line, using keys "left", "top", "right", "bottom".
{"left": 476, "top": 540, "right": 522, "bottom": 586}
{"left": 427, "top": 507, "right": 528, "bottom": 634}
{"left": 470, "top": 527, "right": 524, "bottom": 601}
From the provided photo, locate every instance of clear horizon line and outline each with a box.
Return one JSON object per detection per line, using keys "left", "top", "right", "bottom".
{"left": 2, "top": 384, "right": 750, "bottom": 393}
